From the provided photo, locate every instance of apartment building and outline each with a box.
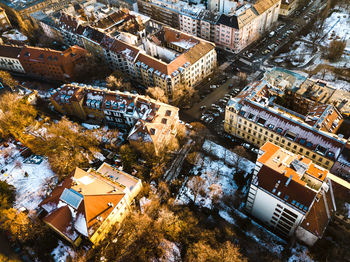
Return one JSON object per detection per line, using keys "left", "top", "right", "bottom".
{"left": 246, "top": 142, "right": 336, "bottom": 245}
{"left": 0, "top": 45, "right": 25, "bottom": 73}
{"left": 0, "top": 44, "right": 87, "bottom": 81}
{"left": 137, "top": 0, "right": 181, "bottom": 29}
{"left": 39, "top": 162, "right": 142, "bottom": 246}
{"left": 56, "top": 13, "right": 216, "bottom": 95}
{"left": 136, "top": 0, "right": 280, "bottom": 53}
{"left": 50, "top": 83, "right": 180, "bottom": 154}
{"left": 19, "top": 45, "right": 87, "bottom": 81}
{"left": 279, "top": 0, "right": 299, "bottom": 16}
{"left": 0, "top": 7, "right": 11, "bottom": 30}
{"left": 264, "top": 67, "right": 343, "bottom": 123}
{"left": 224, "top": 80, "right": 347, "bottom": 170}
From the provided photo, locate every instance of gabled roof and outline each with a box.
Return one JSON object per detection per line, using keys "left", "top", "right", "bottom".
{"left": 84, "top": 194, "right": 124, "bottom": 232}
{"left": 257, "top": 165, "right": 316, "bottom": 211}
{"left": 40, "top": 166, "right": 129, "bottom": 242}
{"left": 300, "top": 187, "right": 334, "bottom": 238}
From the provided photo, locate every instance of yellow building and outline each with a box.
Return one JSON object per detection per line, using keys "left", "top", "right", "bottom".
{"left": 0, "top": 7, "right": 11, "bottom": 30}
{"left": 50, "top": 83, "right": 180, "bottom": 154}
{"left": 39, "top": 162, "right": 142, "bottom": 246}
{"left": 279, "top": 0, "right": 299, "bottom": 16}
{"left": 224, "top": 80, "right": 346, "bottom": 170}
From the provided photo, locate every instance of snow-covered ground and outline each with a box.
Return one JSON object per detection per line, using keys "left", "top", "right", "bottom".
{"left": 0, "top": 141, "right": 56, "bottom": 211}
{"left": 272, "top": 9, "right": 350, "bottom": 91}
{"left": 51, "top": 240, "right": 75, "bottom": 262}
{"left": 177, "top": 140, "right": 254, "bottom": 209}
{"left": 1, "top": 29, "right": 28, "bottom": 42}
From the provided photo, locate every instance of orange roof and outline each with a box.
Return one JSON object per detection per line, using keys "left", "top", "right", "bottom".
{"left": 258, "top": 142, "right": 328, "bottom": 187}
{"left": 84, "top": 194, "right": 125, "bottom": 232}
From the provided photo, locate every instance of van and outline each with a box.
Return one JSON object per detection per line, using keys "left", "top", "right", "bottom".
{"left": 269, "top": 31, "right": 275, "bottom": 38}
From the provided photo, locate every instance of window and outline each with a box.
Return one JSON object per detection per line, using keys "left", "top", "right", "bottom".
{"left": 291, "top": 200, "right": 296, "bottom": 205}
{"left": 327, "top": 151, "right": 335, "bottom": 159}
{"left": 276, "top": 127, "right": 283, "bottom": 134}
{"left": 312, "top": 154, "right": 316, "bottom": 159}
{"left": 293, "top": 145, "right": 297, "bottom": 150}
{"left": 285, "top": 131, "right": 297, "bottom": 141}
{"left": 306, "top": 142, "right": 313, "bottom": 148}
{"left": 267, "top": 124, "right": 274, "bottom": 129}
{"left": 287, "top": 142, "right": 291, "bottom": 147}
{"left": 239, "top": 110, "right": 246, "bottom": 117}
{"left": 284, "top": 195, "right": 289, "bottom": 200}
{"left": 306, "top": 151, "right": 310, "bottom": 156}
{"left": 282, "top": 139, "right": 285, "bottom": 144}
{"left": 257, "top": 117, "right": 266, "bottom": 126}
{"left": 325, "top": 160, "right": 330, "bottom": 165}
{"left": 299, "top": 138, "right": 306, "bottom": 145}
{"left": 248, "top": 113, "right": 255, "bottom": 120}
{"left": 299, "top": 148, "right": 303, "bottom": 153}
{"left": 316, "top": 145, "right": 327, "bottom": 155}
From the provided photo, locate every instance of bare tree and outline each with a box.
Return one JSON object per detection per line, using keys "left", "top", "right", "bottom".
{"left": 187, "top": 176, "right": 206, "bottom": 205}
{"left": 146, "top": 86, "right": 169, "bottom": 103}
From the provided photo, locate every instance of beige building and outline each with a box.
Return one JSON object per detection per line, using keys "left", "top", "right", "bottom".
{"left": 51, "top": 83, "right": 180, "bottom": 154}
{"left": 224, "top": 80, "right": 347, "bottom": 170}
{"left": 279, "top": 0, "right": 299, "bottom": 16}
{"left": 0, "top": 7, "right": 11, "bottom": 30}
{"left": 247, "top": 142, "right": 336, "bottom": 245}
{"left": 39, "top": 162, "right": 142, "bottom": 246}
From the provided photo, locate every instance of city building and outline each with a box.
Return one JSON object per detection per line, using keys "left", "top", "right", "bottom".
{"left": 0, "top": 44, "right": 87, "bottom": 81}
{"left": 33, "top": 7, "right": 217, "bottom": 95}
{"left": 224, "top": 80, "right": 347, "bottom": 170}
{"left": 0, "top": 7, "right": 11, "bottom": 30}
{"left": 39, "top": 162, "right": 142, "bottom": 246}
{"left": 136, "top": 0, "right": 281, "bottom": 53}
{"left": 264, "top": 68, "right": 344, "bottom": 124}
{"left": 329, "top": 89, "right": 350, "bottom": 117}
{"left": 19, "top": 45, "right": 87, "bottom": 81}
{"left": 50, "top": 83, "right": 180, "bottom": 154}
{"left": 331, "top": 145, "right": 350, "bottom": 181}
{"left": 0, "top": 45, "right": 25, "bottom": 73}
{"left": 279, "top": 0, "right": 299, "bottom": 16}
{"left": 136, "top": 0, "right": 181, "bottom": 29}
{"left": 246, "top": 142, "right": 336, "bottom": 245}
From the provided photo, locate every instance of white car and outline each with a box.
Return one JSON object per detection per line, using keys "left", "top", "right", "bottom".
{"left": 242, "top": 143, "right": 251, "bottom": 149}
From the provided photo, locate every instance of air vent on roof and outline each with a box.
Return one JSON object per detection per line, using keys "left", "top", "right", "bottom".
{"left": 285, "top": 175, "right": 293, "bottom": 187}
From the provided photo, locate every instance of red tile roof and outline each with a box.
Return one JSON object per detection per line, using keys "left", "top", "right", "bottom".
{"left": 256, "top": 165, "right": 316, "bottom": 211}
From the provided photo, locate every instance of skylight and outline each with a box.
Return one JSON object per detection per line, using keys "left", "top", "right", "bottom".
{"left": 60, "top": 188, "right": 83, "bottom": 209}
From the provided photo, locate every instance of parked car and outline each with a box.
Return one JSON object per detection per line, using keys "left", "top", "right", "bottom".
{"left": 242, "top": 143, "right": 251, "bottom": 149}
{"left": 200, "top": 106, "right": 206, "bottom": 111}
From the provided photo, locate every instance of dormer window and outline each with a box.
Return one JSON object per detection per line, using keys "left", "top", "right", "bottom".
{"left": 165, "top": 110, "right": 172, "bottom": 116}
{"left": 150, "top": 128, "right": 156, "bottom": 135}
{"left": 161, "top": 118, "right": 167, "bottom": 124}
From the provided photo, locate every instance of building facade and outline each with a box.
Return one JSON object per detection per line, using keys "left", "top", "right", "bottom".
{"left": 0, "top": 45, "right": 25, "bottom": 73}
{"left": 246, "top": 142, "right": 336, "bottom": 245}
{"left": 53, "top": 12, "right": 217, "bottom": 95}
{"left": 279, "top": 0, "right": 299, "bottom": 16}
{"left": 50, "top": 83, "right": 180, "bottom": 154}
{"left": 224, "top": 80, "right": 347, "bottom": 171}
{"left": 136, "top": 0, "right": 281, "bottom": 53}
{"left": 0, "top": 7, "right": 11, "bottom": 30}
{"left": 39, "top": 162, "right": 142, "bottom": 246}
{"left": 0, "top": 44, "right": 87, "bottom": 81}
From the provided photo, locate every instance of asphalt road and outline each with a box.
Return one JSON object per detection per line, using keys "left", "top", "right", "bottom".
{"left": 186, "top": 77, "right": 236, "bottom": 119}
